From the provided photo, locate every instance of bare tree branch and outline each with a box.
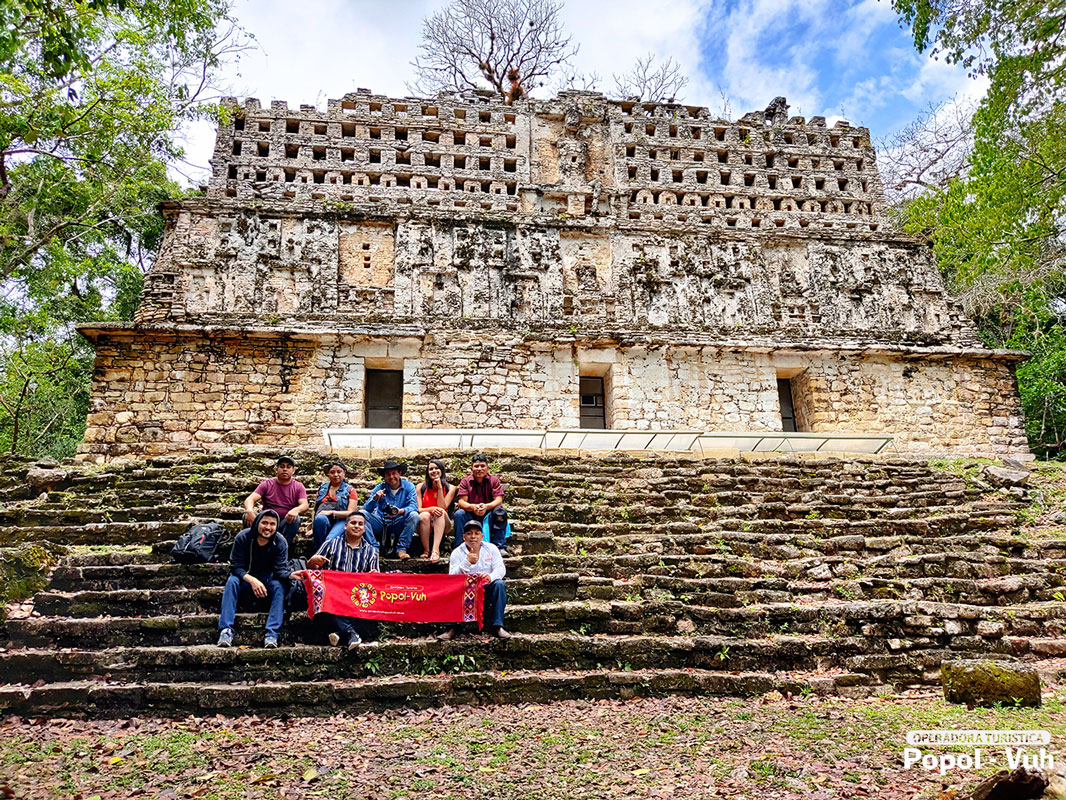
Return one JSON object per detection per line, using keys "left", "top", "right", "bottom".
{"left": 408, "top": 0, "right": 578, "bottom": 104}
{"left": 879, "top": 95, "right": 976, "bottom": 204}
{"left": 612, "top": 53, "right": 688, "bottom": 103}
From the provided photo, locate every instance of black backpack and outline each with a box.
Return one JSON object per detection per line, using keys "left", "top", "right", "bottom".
{"left": 286, "top": 557, "right": 308, "bottom": 610}
{"left": 171, "top": 522, "right": 232, "bottom": 564}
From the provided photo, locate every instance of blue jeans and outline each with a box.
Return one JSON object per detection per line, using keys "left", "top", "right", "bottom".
{"left": 312, "top": 514, "right": 347, "bottom": 550}
{"left": 365, "top": 510, "right": 418, "bottom": 553}
{"left": 452, "top": 506, "right": 508, "bottom": 549}
{"left": 484, "top": 579, "right": 507, "bottom": 629}
{"left": 218, "top": 574, "right": 285, "bottom": 637}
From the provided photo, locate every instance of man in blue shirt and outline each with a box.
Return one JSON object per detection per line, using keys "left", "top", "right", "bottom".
{"left": 363, "top": 458, "right": 419, "bottom": 560}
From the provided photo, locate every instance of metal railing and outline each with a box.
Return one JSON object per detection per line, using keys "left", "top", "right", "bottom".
{"left": 322, "top": 428, "right": 894, "bottom": 455}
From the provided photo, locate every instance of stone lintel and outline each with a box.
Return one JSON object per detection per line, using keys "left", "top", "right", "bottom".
{"left": 76, "top": 321, "right": 1029, "bottom": 362}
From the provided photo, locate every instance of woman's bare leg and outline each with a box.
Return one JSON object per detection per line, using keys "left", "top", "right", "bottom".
{"left": 418, "top": 512, "right": 432, "bottom": 557}
{"left": 430, "top": 513, "right": 446, "bottom": 560}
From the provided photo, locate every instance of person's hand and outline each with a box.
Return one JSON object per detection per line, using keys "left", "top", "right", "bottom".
{"left": 375, "top": 489, "right": 386, "bottom": 501}
{"left": 431, "top": 507, "right": 443, "bottom": 518}
{"left": 307, "top": 555, "right": 328, "bottom": 569}
{"left": 246, "top": 576, "right": 267, "bottom": 598}
{"left": 475, "top": 503, "right": 487, "bottom": 515}
{"left": 434, "top": 477, "right": 443, "bottom": 489}
{"left": 467, "top": 551, "right": 479, "bottom": 565}
{"left": 284, "top": 509, "right": 299, "bottom": 523}
{"left": 244, "top": 511, "right": 255, "bottom": 527}
{"left": 290, "top": 570, "right": 305, "bottom": 581}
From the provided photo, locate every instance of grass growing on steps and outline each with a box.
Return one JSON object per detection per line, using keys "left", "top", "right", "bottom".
{"left": 1, "top": 691, "right": 1064, "bottom": 800}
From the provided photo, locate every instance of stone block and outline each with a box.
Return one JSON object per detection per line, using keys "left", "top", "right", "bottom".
{"left": 941, "top": 659, "right": 1041, "bottom": 708}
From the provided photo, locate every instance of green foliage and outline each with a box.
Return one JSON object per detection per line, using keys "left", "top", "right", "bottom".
{"left": 0, "top": 0, "right": 240, "bottom": 457}
{"left": 892, "top": 0, "right": 1066, "bottom": 457}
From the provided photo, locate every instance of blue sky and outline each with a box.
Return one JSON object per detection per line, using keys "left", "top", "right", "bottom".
{"left": 179, "top": 0, "right": 984, "bottom": 183}
{"left": 691, "top": 0, "right": 983, "bottom": 135}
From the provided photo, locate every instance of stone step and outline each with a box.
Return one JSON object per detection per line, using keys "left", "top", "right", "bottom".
{"left": 50, "top": 549, "right": 1066, "bottom": 593}
{"left": 0, "top": 633, "right": 1059, "bottom": 699}
{"left": 32, "top": 564, "right": 1066, "bottom": 620}
{"left": 59, "top": 531, "right": 1066, "bottom": 574}
{"left": 0, "top": 667, "right": 889, "bottom": 718}
{"left": 0, "top": 632, "right": 908, "bottom": 685}
{"left": 31, "top": 573, "right": 581, "bottom": 617}
{"left": 40, "top": 550, "right": 1066, "bottom": 608}
{"left": 12, "top": 596, "right": 1066, "bottom": 650}
{"left": 524, "top": 511, "right": 1015, "bottom": 539}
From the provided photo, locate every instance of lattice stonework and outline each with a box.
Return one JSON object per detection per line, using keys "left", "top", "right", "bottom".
{"left": 75, "top": 90, "right": 1030, "bottom": 460}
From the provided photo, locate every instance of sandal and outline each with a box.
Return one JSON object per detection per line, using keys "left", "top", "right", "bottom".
{"left": 397, "top": 550, "right": 410, "bottom": 561}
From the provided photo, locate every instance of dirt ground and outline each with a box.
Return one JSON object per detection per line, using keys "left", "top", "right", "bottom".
{"left": 1, "top": 689, "right": 1064, "bottom": 799}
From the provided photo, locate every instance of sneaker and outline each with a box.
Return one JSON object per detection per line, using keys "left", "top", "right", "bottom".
{"left": 217, "top": 628, "right": 234, "bottom": 648}
{"left": 264, "top": 635, "right": 278, "bottom": 649}
{"left": 347, "top": 632, "right": 362, "bottom": 650}
{"left": 328, "top": 632, "right": 341, "bottom": 647}
{"left": 498, "top": 548, "right": 509, "bottom": 558}
{"left": 494, "top": 627, "right": 513, "bottom": 640}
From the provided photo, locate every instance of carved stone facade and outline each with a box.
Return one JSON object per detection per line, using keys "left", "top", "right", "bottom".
{"left": 78, "top": 90, "right": 1029, "bottom": 459}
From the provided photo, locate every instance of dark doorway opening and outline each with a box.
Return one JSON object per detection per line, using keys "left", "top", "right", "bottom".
{"left": 365, "top": 369, "right": 403, "bottom": 428}
{"left": 579, "top": 376, "right": 606, "bottom": 429}
{"left": 778, "top": 378, "right": 797, "bottom": 432}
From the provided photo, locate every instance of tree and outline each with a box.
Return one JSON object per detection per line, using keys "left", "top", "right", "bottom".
{"left": 892, "top": 0, "right": 1066, "bottom": 456}
{"left": 409, "top": 0, "right": 578, "bottom": 104}
{"left": 0, "top": 0, "right": 241, "bottom": 457}
{"left": 879, "top": 96, "right": 975, "bottom": 203}
{"left": 613, "top": 54, "right": 688, "bottom": 103}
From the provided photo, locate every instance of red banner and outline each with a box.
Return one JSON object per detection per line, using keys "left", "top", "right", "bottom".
{"left": 303, "top": 570, "right": 486, "bottom": 628}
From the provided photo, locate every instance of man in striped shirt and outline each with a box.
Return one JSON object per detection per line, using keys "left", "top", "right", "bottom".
{"left": 292, "top": 511, "right": 379, "bottom": 649}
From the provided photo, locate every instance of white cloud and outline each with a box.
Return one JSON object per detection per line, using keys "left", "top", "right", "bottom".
{"left": 901, "top": 53, "right": 988, "bottom": 106}
{"left": 558, "top": 0, "right": 710, "bottom": 101}
{"left": 171, "top": 0, "right": 990, "bottom": 185}
{"left": 708, "top": 0, "right": 833, "bottom": 120}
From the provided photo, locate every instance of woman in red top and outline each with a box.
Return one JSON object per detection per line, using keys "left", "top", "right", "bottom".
{"left": 416, "top": 459, "right": 456, "bottom": 561}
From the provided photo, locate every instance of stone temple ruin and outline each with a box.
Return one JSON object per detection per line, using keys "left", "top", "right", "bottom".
{"left": 77, "top": 90, "right": 1029, "bottom": 459}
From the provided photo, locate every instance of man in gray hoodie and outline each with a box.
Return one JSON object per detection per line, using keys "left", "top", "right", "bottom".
{"left": 217, "top": 509, "right": 291, "bottom": 648}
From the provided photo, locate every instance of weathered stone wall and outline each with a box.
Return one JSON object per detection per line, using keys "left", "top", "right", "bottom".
{"left": 80, "top": 88, "right": 1029, "bottom": 459}
{"left": 79, "top": 329, "right": 1027, "bottom": 459}
{"left": 140, "top": 205, "right": 974, "bottom": 346}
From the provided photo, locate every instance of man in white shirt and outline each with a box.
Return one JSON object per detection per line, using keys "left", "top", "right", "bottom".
{"left": 439, "top": 519, "right": 511, "bottom": 640}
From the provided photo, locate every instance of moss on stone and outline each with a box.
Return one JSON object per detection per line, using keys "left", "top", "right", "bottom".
{"left": 0, "top": 543, "right": 65, "bottom": 623}
{"left": 942, "top": 658, "right": 1041, "bottom": 708}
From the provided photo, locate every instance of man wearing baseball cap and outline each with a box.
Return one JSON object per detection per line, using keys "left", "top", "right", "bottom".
{"left": 438, "top": 518, "right": 511, "bottom": 640}
{"left": 242, "top": 455, "right": 309, "bottom": 548}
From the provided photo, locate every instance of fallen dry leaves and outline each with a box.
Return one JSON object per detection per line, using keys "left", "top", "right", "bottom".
{"left": 0, "top": 691, "right": 1063, "bottom": 799}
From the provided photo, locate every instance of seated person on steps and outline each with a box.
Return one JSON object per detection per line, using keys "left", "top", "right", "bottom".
{"left": 312, "top": 461, "right": 364, "bottom": 550}
{"left": 217, "top": 509, "right": 291, "bottom": 649}
{"left": 242, "top": 455, "right": 308, "bottom": 548}
{"left": 291, "top": 510, "right": 379, "bottom": 649}
{"left": 439, "top": 519, "right": 511, "bottom": 640}
{"left": 363, "top": 458, "right": 419, "bottom": 560}
{"left": 452, "top": 452, "right": 509, "bottom": 557}
{"left": 416, "top": 458, "right": 456, "bottom": 562}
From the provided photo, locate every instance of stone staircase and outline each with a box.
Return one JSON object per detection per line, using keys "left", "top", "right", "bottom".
{"left": 1, "top": 448, "right": 1064, "bottom": 717}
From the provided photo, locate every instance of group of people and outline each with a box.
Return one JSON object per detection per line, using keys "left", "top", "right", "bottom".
{"left": 216, "top": 453, "right": 513, "bottom": 650}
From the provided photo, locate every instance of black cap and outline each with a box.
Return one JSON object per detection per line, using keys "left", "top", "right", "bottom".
{"left": 463, "top": 519, "right": 483, "bottom": 532}
{"left": 276, "top": 455, "right": 296, "bottom": 467}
